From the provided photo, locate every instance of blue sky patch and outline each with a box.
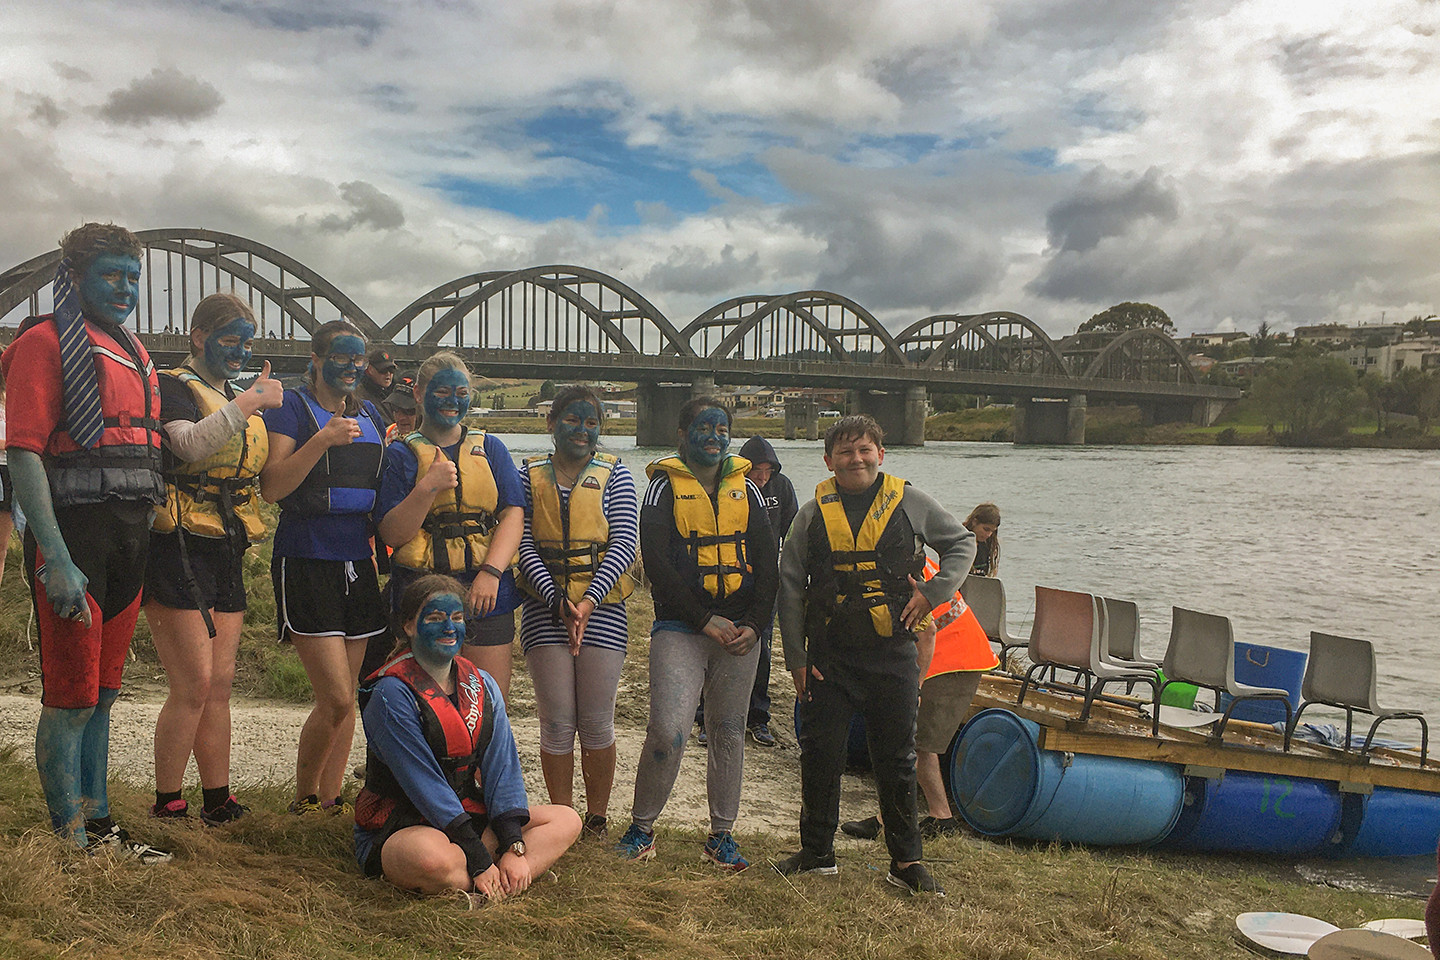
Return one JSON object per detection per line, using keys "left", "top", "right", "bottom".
{"left": 432, "top": 109, "right": 791, "bottom": 226}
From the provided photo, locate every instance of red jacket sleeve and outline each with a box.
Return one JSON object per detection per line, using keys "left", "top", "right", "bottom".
{"left": 1, "top": 325, "right": 65, "bottom": 456}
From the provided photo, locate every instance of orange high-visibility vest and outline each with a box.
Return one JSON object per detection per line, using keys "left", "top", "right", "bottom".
{"left": 922, "top": 557, "right": 999, "bottom": 678}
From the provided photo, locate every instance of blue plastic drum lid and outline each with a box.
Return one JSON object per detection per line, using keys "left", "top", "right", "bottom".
{"left": 1163, "top": 771, "right": 1342, "bottom": 856}
{"left": 1335, "top": 788, "right": 1440, "bottom": 858}
{"left": 1221, "top": 642, "right": 1307, "bottom": 724}
{"left": 950, "top": 709, "right": 1185, "bottom": 846}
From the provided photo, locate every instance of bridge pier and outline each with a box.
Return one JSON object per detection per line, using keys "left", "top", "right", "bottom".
{"left": 784, "top": 397, "right": 820, "bottom": 440}
{"left": 1013, "top": 395, "right": 1086, "bottom": 445}
{"left": 1139, "top": 397, "right": 1229, "bottom": 427}
{"left": 635, "top": 382, "right": 692, "bottom": 448}
{"left": 635, "top": 377, "right": 726, "bottom": 448}
{"left": 852, "top": 386, "right": 927, "bottom": 446}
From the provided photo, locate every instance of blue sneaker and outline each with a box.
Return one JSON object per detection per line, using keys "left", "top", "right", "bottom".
{"left": 614, "top": 823, "right": 656, "bottom": 861}
{"left": 701, "top": 830, "right": 749, "bottom": 872}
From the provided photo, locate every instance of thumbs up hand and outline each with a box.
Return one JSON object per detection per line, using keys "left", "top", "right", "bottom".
{"left": 239, "top": 360, "right": 285, "bottom": 414}
{"left": 421, "top": 445, "right": 459, "bottom": 494}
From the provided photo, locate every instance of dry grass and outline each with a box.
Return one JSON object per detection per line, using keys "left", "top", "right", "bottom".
{"left": 0, "top": 741, "right": 1426, "bottom": 960}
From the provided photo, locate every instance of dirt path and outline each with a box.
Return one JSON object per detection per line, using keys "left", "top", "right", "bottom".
{"left": 0, "top": 679, "right": 879, "bottom": 837}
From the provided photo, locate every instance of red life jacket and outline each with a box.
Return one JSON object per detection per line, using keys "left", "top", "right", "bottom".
{"left": 354, "top": 652, "right": 495, "bottom": 832}
{"left": 14, "top": 314, "right": 164, "bottom": 508}
{"left": 922, "top": 557, "right": 1000, "bottom": 678}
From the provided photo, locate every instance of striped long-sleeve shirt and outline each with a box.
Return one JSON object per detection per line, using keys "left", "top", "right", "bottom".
{"left": 517, "top": 457, "right": 638, "bottom": 653}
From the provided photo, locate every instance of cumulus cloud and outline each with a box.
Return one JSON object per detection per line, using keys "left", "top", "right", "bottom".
{"left": 1043, "top": 167, "right": 1180, "bottom": 254}
{"left": 99, "top": 68, "right": 223, "bottom": 126}
{"left": 316, "top": 181, "right": 407, "bottom": 233}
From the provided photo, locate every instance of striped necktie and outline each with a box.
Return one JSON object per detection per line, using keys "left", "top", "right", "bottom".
{"left": 52, "top": 258, "right": 105, "bottom": 450}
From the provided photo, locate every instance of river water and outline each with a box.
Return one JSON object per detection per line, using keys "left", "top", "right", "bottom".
{"left": 496, "top": 434, "right": 1440, "bottom": 712}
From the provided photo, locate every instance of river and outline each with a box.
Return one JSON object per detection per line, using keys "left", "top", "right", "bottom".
{"left": 495, "top": 434, "right": 1440, "bottom": 712}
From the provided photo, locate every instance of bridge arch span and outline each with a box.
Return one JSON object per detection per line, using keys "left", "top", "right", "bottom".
{"left": 391, "top": 265, "right": 694, "bottom": 357}
{"left": 1082, "top": 327, "right": 1198, "bottom": 383}
{"left": 897, "top": 312, "right": 1071, "bottom": 377}
{"left": 0, "top": 228, "right": 379, "bottom": 339}
{"left": 680, "top": 291, "right": 909, "bottom": 365}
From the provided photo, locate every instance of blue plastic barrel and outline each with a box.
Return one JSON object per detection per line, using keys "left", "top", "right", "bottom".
{"left": 1221, "top": 642, "right": 1307, "bottom": 724}
{"left": 1333, "top": 787, "right": 1440, "bottom": 858}
{"left": 949, "top": 708, "right": 1184, "bottom": 846}
{"left": 1163, "top": 771, "right": 1341, "bottom": 856}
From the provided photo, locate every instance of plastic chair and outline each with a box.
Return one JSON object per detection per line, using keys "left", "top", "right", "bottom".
{"left": 959, "top": 575, "right": 1026, "bottom": 668}
{"left": 1016, "top": 587, "right": 1158, "bottom": 722}
{"left": 1098, "top": 597, "right": 1161, "bottom": 668}
{"left": 1286, "top": 631, "right": 1428, "bottom": 764}
{"left": 1155, "top": 607, "right": 1293, "bottom": 747}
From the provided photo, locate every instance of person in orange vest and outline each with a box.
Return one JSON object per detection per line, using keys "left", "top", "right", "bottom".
{"left": 841, "top": 555, "right": 997, "bottom": 840}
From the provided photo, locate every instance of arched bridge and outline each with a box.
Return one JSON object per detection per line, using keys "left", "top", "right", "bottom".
{"left": 0, "top": 229, "right": 1236, "bottom": 444}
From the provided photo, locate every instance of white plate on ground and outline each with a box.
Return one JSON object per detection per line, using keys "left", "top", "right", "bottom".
{"left": 1308, "top": 928, "right": 1432, "bottom": 959}
{"left": 1236, "top": 912, "right": 1340, "bottom": 955}
{"left": 1153, "top": 705, "right": 1223, "bottom": 728}
{"left": 1361, "top": 919, "right": 1427, "bottom": 940}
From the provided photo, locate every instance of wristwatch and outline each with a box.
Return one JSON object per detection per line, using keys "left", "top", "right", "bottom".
{"left": 506, "top": 840, "right": 526, "bottom": 857}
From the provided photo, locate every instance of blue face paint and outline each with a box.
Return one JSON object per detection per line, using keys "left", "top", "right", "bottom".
{"left": 423, "top": 368, "right": 471, "bottom": 428}
{"left": 552, "top": 399, "right": 599, "bottom": 457}
{"left": 685, "top": 407, "right": 730, "bottom": 467}
{"left": 321, "top": 334, "right": 367, "bottom": 392}
{"left": 202, "top": 318, "right": 256, "bottom": 381}
{"left": 78, "top": 253, "right": 141, "bottom": 327}
{"left": 412, "top": 594, "right": 466, "bottom": 663}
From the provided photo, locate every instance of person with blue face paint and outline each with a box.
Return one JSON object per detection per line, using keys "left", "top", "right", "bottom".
{"left": 613, "top": 396, "right": 778, "bottom": 871}
{"left": 261, "top": 319, "right": 389, "bottom": 816}
{"left": 144, "top": 293, "right": 283, "bottom": 826}
{"left": 516, "top": 385, "right": 638, "bottom": 840}
{"left": 2, "top": 223, "right": 170, "bottom": 861}
{"left": 377, "top": 351, "right": 526, "bottom": 702}
{"left": 354, "top": 574, "right": 581, "bottom": 902}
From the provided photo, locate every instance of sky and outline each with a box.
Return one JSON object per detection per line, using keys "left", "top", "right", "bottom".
{"left": 1, "top": 0, "right": 1437, "bottom": 339}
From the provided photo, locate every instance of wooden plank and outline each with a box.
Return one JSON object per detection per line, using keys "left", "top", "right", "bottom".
{"left": 1038, "top": 727, "right": 1440, "bottom": 793}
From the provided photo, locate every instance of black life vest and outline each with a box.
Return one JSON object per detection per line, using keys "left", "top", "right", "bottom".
{"left": 278, "top": 387, "right": 384, "bottom": 516}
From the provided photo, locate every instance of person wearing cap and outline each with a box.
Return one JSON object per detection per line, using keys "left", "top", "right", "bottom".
{"left": 361, "top": 347, "right": 398, "bottom": 424}
{"left": 383, "top": 375, "right": 417, "bottom": 444}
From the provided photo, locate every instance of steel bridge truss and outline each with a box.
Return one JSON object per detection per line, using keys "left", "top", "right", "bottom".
{"left": 0, "top": 229, "right": 379, "bottom": 341}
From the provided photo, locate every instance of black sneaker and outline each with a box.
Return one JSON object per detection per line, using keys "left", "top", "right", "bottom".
{"left": 840, "top": 816, "right": 881, "bottom": 840}
{"left": 200, "top": 796, "right": 250, "bottom": 827}
{"left": 696, "top": 726, "right": 708, "bottom": 747}
{"left": 86, "top": 824, "right": 174, "bottom": 864}
{"left": 920, "top": 816, "right": 961, "bottom": 839}
{"left": 772, "top": 849, "right": 839, "bottom": 876}
{"left": 150, "top": 798, "right": 191, "bottom": 820}
{"left": 886, "top": 861, "right": 944, "bottom": 897}
{"left": 583, "top": 813, "right": 609, "bottom": 840}
{"left": 748, "top": 723, "right": 777, "bottom": 747}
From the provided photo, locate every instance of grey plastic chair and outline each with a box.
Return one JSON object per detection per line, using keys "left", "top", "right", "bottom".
{"left": 1286, "top": 631, "right": 1428, "bottom": 764}
{"left": 1156, "top": 606, "right": 1294, "bottom": 747}
{"left": 1016, "top": 587, "right": 1158, "bottom": 722}
{"left": 1098, "top": 597, "right": 1161, "bottom": 668}
{"left": 959, "top": 575, "right": 1026, "bottom": 669}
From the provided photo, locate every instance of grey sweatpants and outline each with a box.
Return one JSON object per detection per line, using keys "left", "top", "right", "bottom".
{"left": 629, "top": 627, "right": 761, "bottom": 834}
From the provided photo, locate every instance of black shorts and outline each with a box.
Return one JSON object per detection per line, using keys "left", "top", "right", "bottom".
{"left": 0, "top": 463, "right": 12, "bottom": 511}
{"left": 273, "top": 555, "right": 386, "bottom": 642}
{"left": 143, "top": 531, "right": 249, "bottom": 613}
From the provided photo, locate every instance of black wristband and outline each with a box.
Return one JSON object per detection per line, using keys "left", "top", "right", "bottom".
{"left": 444, "top": 817, "right": 493, "bottom": 877}
{"left": 478, "top": 563, "right": 504, "bottom": 580}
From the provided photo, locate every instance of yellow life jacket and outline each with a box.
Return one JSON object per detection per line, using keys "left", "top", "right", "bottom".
{"left": 646, "top": 454, "right": 752, "bottom": 599}
{"left": 392, "top": 430, "right": 501, "bottom": 574}
{"left": 813, "top": 473, "right": 914, "bottom": 638}
{"left": 522, "top": 452, "right": 634, "bottom": 605}
{"left": 151, "top": 367, "right": 269, "bottom": 543}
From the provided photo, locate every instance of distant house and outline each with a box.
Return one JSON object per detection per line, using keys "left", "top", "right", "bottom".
{"left": 1179, "top": 332, "right": 1250, "bottom": 350}
{"left": 1218, "top": 356, "right": 1278, "bottom": 377}
{"left": 1294, "top": 322, "right": 1405, "bottom": 345}
{"left": 1340, "top": 339, "right": 1440, "bottom": 380}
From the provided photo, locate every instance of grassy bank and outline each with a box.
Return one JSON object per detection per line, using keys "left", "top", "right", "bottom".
{"left": 0, "top": 739, "right": 1423, "bottom": 960}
